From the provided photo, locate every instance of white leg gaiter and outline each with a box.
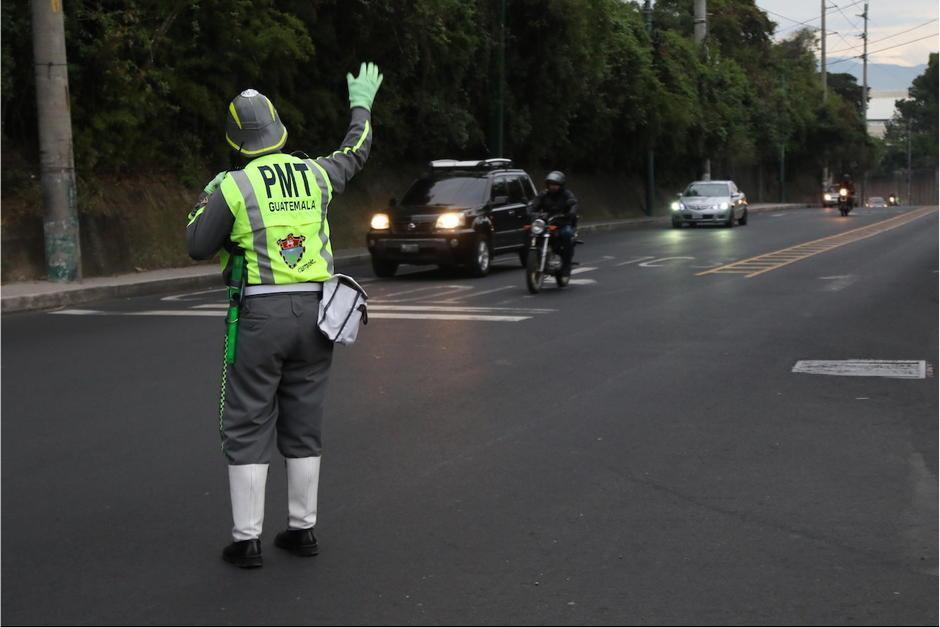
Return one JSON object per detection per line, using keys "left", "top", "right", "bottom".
{"left": 228, "top": 464, "right": 268, "bottom": 541}
{"left": 286, "top": 457, "right": 321, "bottom": 530}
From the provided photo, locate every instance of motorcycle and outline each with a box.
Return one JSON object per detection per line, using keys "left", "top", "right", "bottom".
{"left": 524, "top": 214, "right": 576, "bottom": 294}
{"left": 837, "top": 187, "right": 853, "bottom": 216}
{"left": 888, "top": 194, "right": 899, "bottom": 206}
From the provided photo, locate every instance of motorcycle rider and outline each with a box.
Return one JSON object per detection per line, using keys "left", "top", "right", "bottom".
{"left": 839, "top": 173, "right": 856, "bottom": 207}
{"left": 527, "top": 171, "right": 578, "bottom": 273}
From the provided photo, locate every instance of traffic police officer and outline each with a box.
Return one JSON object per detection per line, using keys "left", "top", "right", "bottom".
{"left": 186, "top": 62, "right": 383, "bottom": 568}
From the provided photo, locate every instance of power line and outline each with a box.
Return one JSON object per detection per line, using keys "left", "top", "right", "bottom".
{"left": 827, "top": 32, "right": 939, "bottom": 65}
{"left": 828, "top": 18, "right": 938, "bottom": 54}
{"left": 772, "top": 0, "right": 866, "bottom": 34}
{"left": 867, "top": 32, "right": 939, "bottom": 56}
{"left": 831, "top": 1, "right": 860, "bottom": 32}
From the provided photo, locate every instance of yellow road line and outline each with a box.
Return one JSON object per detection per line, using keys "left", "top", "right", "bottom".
{"left": 698, "top": 207, "right": 936, "bottom": 278}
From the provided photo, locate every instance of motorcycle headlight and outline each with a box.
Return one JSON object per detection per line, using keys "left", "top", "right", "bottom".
{"left": 370, "top": 213, "right": 390, "bottom": 230}
{"left": 531, "top": 218, "right": 546, "bottom": 235}
{"left": 671, "top": 201, "right": 681, "bottom": 212}
{"left": 840, "top": 188, "right": 848, "bottom": 197}
{"left": 435, "top": 212, "right": 464, "bottom": 229}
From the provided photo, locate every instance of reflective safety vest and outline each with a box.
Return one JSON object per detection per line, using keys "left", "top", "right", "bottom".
{"left": 217, "top": 152, "right": 334, "bottom": 284}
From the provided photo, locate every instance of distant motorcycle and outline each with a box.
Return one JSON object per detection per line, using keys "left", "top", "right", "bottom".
{"left": 888, "top": 194, "right": 899, "bottom": 206}
{"left": 837, "top": 188, "right": 853, "bottom": 216}
{"left": 524, "top": 214, "right": 575, "bottom": 294}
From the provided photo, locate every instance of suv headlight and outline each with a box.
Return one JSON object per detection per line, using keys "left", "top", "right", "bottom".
{"left": 671, "top": 201, "right": 682, "bottom": 212}
{"left": 435, "top": 212, "right": 465, "bottom": 229}
{"left": 824, "top": 193, "right": 832, "bottom": 201}
{"left": 531, "top": 218, "right": 546, "bottom": 235}
{"left": 370, "top": 213, "right": 390, "bottom": 230}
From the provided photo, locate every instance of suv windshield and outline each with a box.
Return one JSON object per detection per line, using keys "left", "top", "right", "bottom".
{"left": 401, "top": 175, "right": 487, "bottom": 208}
{"left": 684, "top": 183, "right": 730, "bottom": 197}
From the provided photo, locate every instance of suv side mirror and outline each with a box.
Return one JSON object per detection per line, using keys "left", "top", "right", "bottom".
{"left": 492, "top": 195, "right": 508, "bottom": 206}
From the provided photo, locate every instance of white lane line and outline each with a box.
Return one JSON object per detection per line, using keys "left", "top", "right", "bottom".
{"left": 369, "top": 304, "right": 554, "bottom": 314}
{"left": 369, "top": 313, "right": 530, "bottom": 322}
{"left": 50, "top": 308, "right": 104, "bottom": 315}
{"left": 436, "top": 285, "right": 515, "bottom": 302}
{"left": 52, "top": 309, "right": 223, "bottom": 317}
{"left": 771, "top": 213, "right": 786, "bottom": 217}
{"left": 161, "top": 287, "right": 226, "bottom": 302}
{"left": 819, "top": 275, "right": 858, "bottom": 291}
{"left": 52, "top": 307, "right": 544, "bottom": 322}
{"left": 571, "top": 266, "right": 597, "bottom": 275}
{"left": 568, "top": 278, "right": 596, "bottom": 285}
{"left": 372, "top": 285, "right": 475, "bottom": 303}
{"left": 792, "top": 360, "right": 928, "bottom": 379}
{"left": 639, "top": 256, "right": 695, "bottom": 268}
{"left": 194, "top": 302, "right": 554, "bottom": 314}
{"left": 615, "top": 256, "right": 655, "bottom": 267}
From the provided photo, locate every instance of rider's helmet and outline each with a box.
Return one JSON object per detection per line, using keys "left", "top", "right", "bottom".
{"left": 841, "top": 173, "right": 852, "bottom": 181}
{"left": 545, "top": 171, "right": 566, "bottom": 187}
{"left": 225, "top": 89, "right": 288, "bottom": 157}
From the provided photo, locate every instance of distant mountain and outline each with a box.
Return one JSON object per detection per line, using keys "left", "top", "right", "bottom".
{"left": 827, "top": 60, "right": 926, "bottom": 91}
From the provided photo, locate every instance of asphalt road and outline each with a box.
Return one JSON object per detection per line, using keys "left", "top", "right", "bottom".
{"left": 3, "top": 205, "right": 937, "bottom": 625}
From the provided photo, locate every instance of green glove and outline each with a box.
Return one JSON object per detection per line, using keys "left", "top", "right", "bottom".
{"left": 203, "top": 171, "right": 227, "bottom": 195}
{"left": 347, "top": 62, "right": 384, "bottom": 111}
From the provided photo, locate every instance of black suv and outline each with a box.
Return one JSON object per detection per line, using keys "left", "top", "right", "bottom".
{"left": 366, "top": 159, "right": 537, "bottom": 277}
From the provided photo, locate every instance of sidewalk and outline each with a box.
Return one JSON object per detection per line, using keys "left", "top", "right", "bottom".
{"left": 1, "top": 203, "right": 810, "bottom": 313}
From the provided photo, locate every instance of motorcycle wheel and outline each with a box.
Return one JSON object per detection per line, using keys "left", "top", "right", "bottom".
{"left": 525, "top": 253, "right": 544, "bottom": 294}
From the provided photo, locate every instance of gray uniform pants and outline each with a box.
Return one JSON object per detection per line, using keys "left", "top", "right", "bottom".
{"left": 221, "top": 292, "right": 333, "bottom": 464}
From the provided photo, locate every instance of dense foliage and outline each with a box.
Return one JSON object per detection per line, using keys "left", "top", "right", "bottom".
{"left": 878, "top": 53, "right": 938, "bottom": 174}
{"left": 2, "top": 0, "right": 883, "bottom": 187}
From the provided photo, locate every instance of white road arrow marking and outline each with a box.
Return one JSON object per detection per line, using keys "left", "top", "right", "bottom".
{"left": 792, "top": 360, "right": 928, "bottom": 379}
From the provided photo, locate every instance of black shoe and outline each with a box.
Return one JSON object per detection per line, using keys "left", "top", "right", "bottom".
{"left": 275, "top": 528, "right": 319, "bottom": 556}
{"left": 222, "top": 539, "right": 263, "bottom": 568}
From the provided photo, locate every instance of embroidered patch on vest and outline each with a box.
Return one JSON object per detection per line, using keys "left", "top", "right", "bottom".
{"left": 277, "top": 233, "right": 306, "bottom": 268}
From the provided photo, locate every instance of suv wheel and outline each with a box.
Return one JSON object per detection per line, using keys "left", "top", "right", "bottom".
{"left": 468, "top": 236, "right": 491, "bottom": 277}
{"left": 371, "top": 256, "right": 398, "bottom": 278}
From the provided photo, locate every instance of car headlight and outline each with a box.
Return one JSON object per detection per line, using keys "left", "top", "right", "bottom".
{"left": 720, "top": 202, "right": 730, "bottom": 211}
{"left": 671, "top": 201, "right": 682, "bottom": 212}
{"left": 370, "top": 213, "right": 390, "bottom": 230}
{"left": 531, "top": 218, "right": 546, "bottom": 235}
{"left": 824, "top": 193, "right": 832, "bottom": 201}
{"left": 435, "top": 212, "right": 465, "bottom": 229}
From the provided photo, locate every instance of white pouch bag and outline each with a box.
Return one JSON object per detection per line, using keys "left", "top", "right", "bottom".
{"left": 317, "top": 274, "right": 369, "bottom": 345}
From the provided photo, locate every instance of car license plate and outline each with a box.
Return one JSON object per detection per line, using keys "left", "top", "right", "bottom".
{"left": 400, "top": 243, "right": 419, "bottom": 253}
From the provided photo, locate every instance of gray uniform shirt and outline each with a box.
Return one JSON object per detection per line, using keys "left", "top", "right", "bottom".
{"left": 187, "top": 106, "right": 373, "bottom": 261}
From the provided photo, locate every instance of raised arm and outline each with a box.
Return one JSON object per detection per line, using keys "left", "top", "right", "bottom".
{"left": 313, "top": 107, "right": 373, "bottom": 196}
{"left": 313, "top": 62, "right": 383, "bottom": 196}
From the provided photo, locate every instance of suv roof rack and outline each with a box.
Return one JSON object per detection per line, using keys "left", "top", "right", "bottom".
{"left": 428, "top": 158, "right": 514, "bottom": 170}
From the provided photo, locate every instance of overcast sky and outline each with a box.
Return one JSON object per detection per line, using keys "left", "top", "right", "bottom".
{"left": 756, "top": 0, "right": 939, "bottom": 67}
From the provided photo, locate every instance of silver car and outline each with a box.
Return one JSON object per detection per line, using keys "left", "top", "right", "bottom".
{"left": 671, "top": 180, "right": 749, "bottom": 228}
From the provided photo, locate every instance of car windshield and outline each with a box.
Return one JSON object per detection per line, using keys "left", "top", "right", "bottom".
{"left": 400, "top": 175, "right": 487, "bottom": 208}
{"left": 684, "top": 183, "right": 730, "bottom": 197}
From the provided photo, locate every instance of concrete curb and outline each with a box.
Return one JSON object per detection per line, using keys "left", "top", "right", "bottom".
{"left": 1, "top": 203, "right": 811, "bottom": 314}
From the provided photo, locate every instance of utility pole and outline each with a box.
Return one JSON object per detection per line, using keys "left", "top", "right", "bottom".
{"left": 644, "top": 0, "right": 655, "bottom": 216}
{"left": 860, "top": 2, "right": 869, "bottom": 207}
{"left": 694, "top": 0, "right": 710, "bottom": 181}
{"left": 821, "top": 0, "right": 827, "bottom": 102}
{"left": 495, "top": 0, "right": 506, "bottom": 157}
{"left": 32, "top": 0, "right": 81, "bottom": 281}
